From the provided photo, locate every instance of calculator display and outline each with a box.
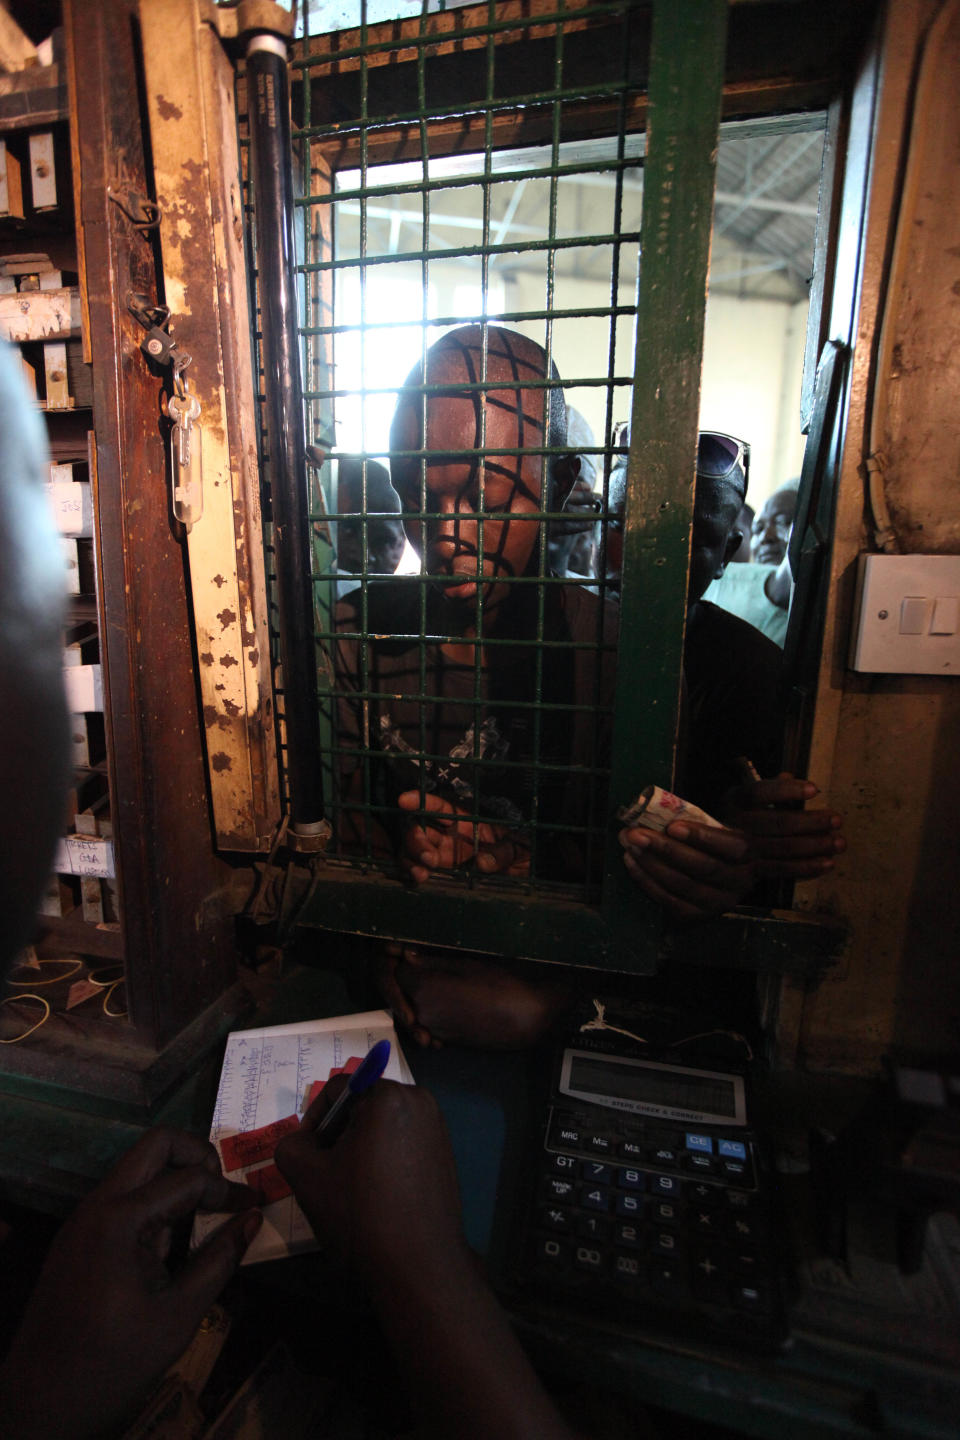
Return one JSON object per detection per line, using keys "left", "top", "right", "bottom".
{"left": 560, "top": 1050, "right": 746, "bottom": 1125}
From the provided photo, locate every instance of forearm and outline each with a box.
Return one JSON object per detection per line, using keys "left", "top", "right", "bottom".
{"left": 366, "top": 1244, "right": 577, "bottom": 1440}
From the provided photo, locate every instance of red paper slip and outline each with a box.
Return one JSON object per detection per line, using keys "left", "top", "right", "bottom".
{"left": 304, "top": 1057, "right": 364, "bottom": 1113}
{"left": 245, "top": 1161, "right": 292, "bottom": 1205}
{"left": 220, "top": 1114, "right": 299, "bottom": 1174}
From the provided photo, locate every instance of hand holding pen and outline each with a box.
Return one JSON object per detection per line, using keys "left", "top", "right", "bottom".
{"left": 315, "top": 1038, "right": 392, "bottom": 1146}
{"left": 274, "top": 1059, "right": 465, "bottom": 1281}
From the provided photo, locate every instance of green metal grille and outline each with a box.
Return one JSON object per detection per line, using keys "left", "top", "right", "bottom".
{"left": 284, "top": 0, "right": 728, "bottom": 972}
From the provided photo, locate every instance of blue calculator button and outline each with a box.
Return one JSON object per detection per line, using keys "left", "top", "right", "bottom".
{"left": 718, "top": 1138, "right": 747, "bottom": 1160}
{"left": 685, "top": 1133, "right": 713, "bottom": 1154}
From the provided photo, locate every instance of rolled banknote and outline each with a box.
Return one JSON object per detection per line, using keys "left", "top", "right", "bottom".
{"left": 617, "top": 784, "right": 722, "bottom": 833}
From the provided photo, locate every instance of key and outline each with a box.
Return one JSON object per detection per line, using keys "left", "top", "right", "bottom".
{"left": 167, "top": 390, "right": 201, "bottom": 469}
{"left": 166, "top": 389, "right": 203, "bottom": 527}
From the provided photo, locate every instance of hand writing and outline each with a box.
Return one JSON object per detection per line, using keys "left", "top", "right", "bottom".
{"left": 397, "top": 790, "right": 530, "bottom": 884}
{"left": 0, "top": 1127, "right": 261, "bottom": 1440}
{"left": 275, "top": 1077, "right": 465, "bottom": 1284}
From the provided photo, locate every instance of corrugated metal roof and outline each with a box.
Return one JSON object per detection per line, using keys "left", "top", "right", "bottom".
{"left": 711, "top": 126, "right": 825, "bottom": 301}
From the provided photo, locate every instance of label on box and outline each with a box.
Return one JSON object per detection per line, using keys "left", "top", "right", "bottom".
{"left": 55, "top": 835, "right": 115, "bottom": 879}
{"left": 47, "top": 480, "right": 93, "bottom": 536}
{"left": 70, "top": 836, "right": 115, "bottom": 878}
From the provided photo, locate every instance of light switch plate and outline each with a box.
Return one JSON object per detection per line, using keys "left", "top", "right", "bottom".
{"left": 850, "top": 554, "right": 960, "bottom": 674}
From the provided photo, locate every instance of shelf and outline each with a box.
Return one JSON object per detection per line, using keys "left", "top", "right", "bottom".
{"left": 0, "top": 64, "right": 68, "bottom": 133}
{"left": 0, "top": 0, "right": 246, "bottom": 1127}
{"left": 35, "top": 913, "right": 124, "bottom": 961}
{"left": 66, "top": 594, "right": 98, "bottom": 623}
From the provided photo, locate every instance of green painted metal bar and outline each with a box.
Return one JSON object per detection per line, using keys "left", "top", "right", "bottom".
{"left": 291, "top": 0, "right": 744, "bottom": 975}
{"left": 600, "top": 0, "right": 729, "bottom": 938}
{"left": 294, "top": 21, "right": 337, "bottom": 824}
{"left": 296, "top": 867, "right": 844, "bottom": 976}
{"left": 303, "top": 230, "right": 642, "bottom": 274}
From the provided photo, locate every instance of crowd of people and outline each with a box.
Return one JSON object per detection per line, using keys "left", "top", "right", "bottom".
{"left": 326, "top": 324, "right": 843, "bottom": 1049}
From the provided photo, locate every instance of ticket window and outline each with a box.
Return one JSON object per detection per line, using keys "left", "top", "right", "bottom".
{"left": 248, "top": 0, "right": 847, "bottom": 976}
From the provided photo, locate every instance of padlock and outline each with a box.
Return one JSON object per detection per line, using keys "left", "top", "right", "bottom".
{"left": 140, "top": 326, "right": 177, "bottom": 367}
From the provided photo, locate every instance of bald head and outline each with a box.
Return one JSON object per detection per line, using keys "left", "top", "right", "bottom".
{"left": 750, "top": 482, "right": 798, "bottom": 566}
{"left": 335, "top": 458, "right": 405, "bottom": 574}
{"left": 390, "top": 326, "right": 578, "bottom": 611}
{"left": 391, "top": 325, "right": 570, "bottom": 495}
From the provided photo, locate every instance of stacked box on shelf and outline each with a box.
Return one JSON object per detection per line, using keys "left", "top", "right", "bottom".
{"left": 70, "top": 711, "right": 105, "bottom": 769}
{"left": 38, "top": 872, "right": 77, "bottom": 919}
{"left": 47, "top": 460, "right": 92, "bottom": 535}
{"left": 0, "top": 268, "right": 84, "bottom": 410}
{"left": 62, "top": 620, "right": 102, "bottom": 713}
{"left": 75, "top": 795, "right": 116, "bottom": 923}
{"left": 28, "top": 131, "right": 59, "bottom": 212}
{"left": 0, "top": 137, "right": 23, "bottom": 219}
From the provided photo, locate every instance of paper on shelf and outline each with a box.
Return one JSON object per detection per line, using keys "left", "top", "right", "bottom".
{"left": 193, "top": 1009, "right": 413, "bottom": 1265}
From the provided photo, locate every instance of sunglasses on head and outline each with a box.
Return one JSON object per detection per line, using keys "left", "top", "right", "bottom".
{"left": 697, "top": 432, "right": 750, "bottom": 491}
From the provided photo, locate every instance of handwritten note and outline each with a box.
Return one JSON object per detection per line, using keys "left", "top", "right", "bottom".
{"left": 219, "top": 1114, "right": 300, "bottom": 1174}
{"left": 46, "top": 479, "right": 92, "bottom": 536}
{"left": 193, "top": 1010, "right": 413, "bottom": 1265}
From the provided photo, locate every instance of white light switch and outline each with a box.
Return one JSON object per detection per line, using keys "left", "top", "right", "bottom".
{"left": 850, "top": 555, "right": 960, "bottom": 674}
{"left": 899, "top": 596, "right": 928, "bottom": 634}
{"left": 930, "top": 596, "right": 959, "bottom": 635}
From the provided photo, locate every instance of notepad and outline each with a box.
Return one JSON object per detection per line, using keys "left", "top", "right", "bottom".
{"left": 193, "top": 1009, "right": 413, "bottom": 1265}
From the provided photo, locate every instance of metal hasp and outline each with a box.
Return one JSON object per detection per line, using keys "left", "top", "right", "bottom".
{"left": 246, "top": 31, "right": 324, "bottom": 835}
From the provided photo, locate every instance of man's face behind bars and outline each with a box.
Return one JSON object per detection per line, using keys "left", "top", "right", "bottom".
{"left": 390, "top": 326, "right": 568, "bottom": 623}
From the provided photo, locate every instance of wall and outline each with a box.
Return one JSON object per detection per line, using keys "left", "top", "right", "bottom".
{"left": 701, "top": 292, "right": 809, "bottom": 504}
{"left": 785, "top": 0, "right": 960, "bottom": 1074}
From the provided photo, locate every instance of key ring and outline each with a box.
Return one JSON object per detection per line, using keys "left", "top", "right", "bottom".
{"left": 167, "top": 390, "right": 201, "bottom": 424}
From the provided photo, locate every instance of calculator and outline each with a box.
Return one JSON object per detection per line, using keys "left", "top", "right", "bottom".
{"left": 508, "top": 1004, "right": 790, "bottom": 1351}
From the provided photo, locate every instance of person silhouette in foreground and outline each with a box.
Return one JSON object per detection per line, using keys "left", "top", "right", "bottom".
{"left": 0, "top": 338, "right": 575, "bottom": 1440}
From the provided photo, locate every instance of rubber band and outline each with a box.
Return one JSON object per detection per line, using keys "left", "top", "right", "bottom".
{"left": 7, "top": 957, "right": 84, "bottom": 987}
{"left": 102, "top": 979, "right": 127, "bottom": 1018}
{"left": 0, "top": 994, "right": 51, "bottom": 1043}
{"left": 88, "top": 966, "right": 124, "bottom": 989}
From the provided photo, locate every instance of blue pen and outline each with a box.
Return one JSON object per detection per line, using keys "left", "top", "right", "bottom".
{"left": 315, "top": 1038, "right": 391, "bottom": 1145}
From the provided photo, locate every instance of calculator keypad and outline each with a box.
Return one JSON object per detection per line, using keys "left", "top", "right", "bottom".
{"left": 520, "top": 1107, "right": 784, "bottom": 1346}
